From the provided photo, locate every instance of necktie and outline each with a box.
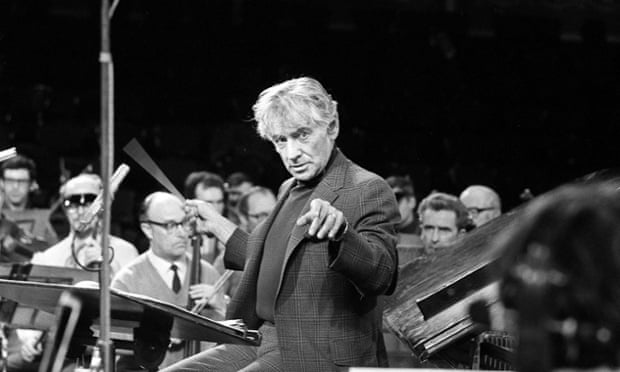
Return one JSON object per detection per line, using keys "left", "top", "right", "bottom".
{"left": 170, "top": 264, "right": 181, "bottom": 293}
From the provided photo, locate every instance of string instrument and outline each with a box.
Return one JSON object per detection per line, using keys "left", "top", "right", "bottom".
{"left": 0, "top": 217, "right": 49, "bottom": 262}
{"left": 183, "top": 224, "right": 203, "bottom": 357}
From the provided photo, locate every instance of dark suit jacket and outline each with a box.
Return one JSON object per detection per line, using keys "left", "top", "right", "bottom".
{"left": 224, "top": 149, "right": 399, "bottom": 371}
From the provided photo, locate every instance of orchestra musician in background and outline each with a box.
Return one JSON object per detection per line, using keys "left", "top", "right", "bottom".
{"left": 30, "top": 173, "right": 138, "bottom": 273}
{"left": 162, "top": 77, "right": 399, "bottom": 371}
{"left": 459, "top": 185, "right": 502, "bottom": 228}
{"left": 112, "top": 191, "right": 225, "bottom": 370}
{"left": 0, "top": 155, "right": 58, "bottom": 256}
{"left": 418, "top": 192, "right": 472, "bottom": 252}
{"left": 12, "top": 174, "right": 139, "bottom": 370}
{"left": 183, "top": 171, "right": 230, "bottom": 265}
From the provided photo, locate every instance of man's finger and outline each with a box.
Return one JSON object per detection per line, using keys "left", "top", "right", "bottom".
{"left": 308, "top": 208, "right": 329, "bottom": 236}
{"left": 316, "top": 212, "right": 337, "bottom": 239}
{"left": 328, "top": 213, "right": 346, "bottom": 240}
{"left": 296, "top": 208, "right": 322, "bottom": 227}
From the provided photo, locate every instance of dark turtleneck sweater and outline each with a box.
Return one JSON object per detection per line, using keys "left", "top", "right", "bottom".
{"left": 255, "top": 149, "right": 337, "bottom": 323}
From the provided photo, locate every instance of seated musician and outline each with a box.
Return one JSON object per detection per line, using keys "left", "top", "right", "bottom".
{"left": 8, "top": 173, "right": 139, "bottom": 370}
{"left": 459, "top": 184, "right": 502, "bottom": 228}
{"left": 386, "top": 175, "right": 424, "bottom": 265}
{"left": 0, "top": 155, "right": 58, "bottom": 261}
{"left": 183, "top": 171, "right": 229, "bottom": 265}
{"left": 418, "top": 192, "right": 472, "bottom": 252}
{"left": 496, "top": 182, "right": 620, "bottom": 372}
{"left": 31, "top": 173, "right": 139, "bottom": 272}
{"left": 111, "top": 191, "right": 225, "bottom": 370}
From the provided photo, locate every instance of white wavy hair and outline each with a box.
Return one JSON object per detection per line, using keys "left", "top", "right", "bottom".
{"left": 252, "top": 77, "right": 339, "bottom": 140}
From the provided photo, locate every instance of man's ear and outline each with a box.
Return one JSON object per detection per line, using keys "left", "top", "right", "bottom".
{"left": 29, "top": 181, "right": 39, "bottom": 192}
{"left": 407, "top": 196, "right": 417, "bottom": 210}
{"left": 326, "top": 120, "right": 339, "bottom": 140}
{"left": 140, "top": 222, "right": 153, "bottom": 240}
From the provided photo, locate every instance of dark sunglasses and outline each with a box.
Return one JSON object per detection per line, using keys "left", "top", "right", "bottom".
{"left": 394, "top": 191, "right": 410, "bottom": 202}
{"left": 63, "top": 193, "right": 98, "bottom": 209}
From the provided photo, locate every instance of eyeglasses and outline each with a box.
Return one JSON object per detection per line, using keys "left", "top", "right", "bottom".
{"left": 2, "top": 177, "right": 31, "bottom": 187}
{"left": 248, "top": 211, "right": 271, "bottom": 221}
{"left": 142, "top": 219, "right": 193, "bottom": 234}
{"left": 467, "top": 207, "right": 496, "bottom": 217}
{"left": 203, "top": 199, "right": 225, "bottom": 205}
{"left": 393, "top": 191, "right": 411, "bottom": 202}
{"left": 63, "top": 193, "right": 98, "bottom": 209}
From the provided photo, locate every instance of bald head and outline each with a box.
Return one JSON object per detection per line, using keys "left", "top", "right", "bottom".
{"left": 141, "top": 192, "right": 182, "bottom": 219}
{"left": 459, "top": 185, "right": 501, "bottom": 227}
{"left": 140, "top": 192, "right": 190, "bottom": 262}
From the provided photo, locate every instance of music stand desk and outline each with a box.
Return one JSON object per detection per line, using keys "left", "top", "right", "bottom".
{"left": 0, "top": 279, "right": 260, "bottom": 346}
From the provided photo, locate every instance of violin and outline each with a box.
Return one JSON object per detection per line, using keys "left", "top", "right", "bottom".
{"left": 0, "top": 216, "right": 48, "bottom": 262}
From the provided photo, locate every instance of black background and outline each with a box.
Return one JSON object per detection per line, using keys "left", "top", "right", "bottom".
{"left": 1, "top": 0, "right": 619, "bottom": 240}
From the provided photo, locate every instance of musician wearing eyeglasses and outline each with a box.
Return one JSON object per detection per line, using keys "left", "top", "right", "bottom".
{"left": 111, "top": 191, "right": 225, "bottom": 369}
{"left": 459, "top": 184, "right": 502, "bottom": 228}
{"left": 30, "top": 173, "right": 138, "bottom": 273}
{"left": 0, "top": 155, "right": 59, "bottom": 260}
{"left": 163, "top": 77, "right": 399, "bottom": 371}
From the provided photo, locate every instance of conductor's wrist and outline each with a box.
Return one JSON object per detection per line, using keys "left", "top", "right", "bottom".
{"left": 213, "top": 217, "right": 237, "bottom": 244}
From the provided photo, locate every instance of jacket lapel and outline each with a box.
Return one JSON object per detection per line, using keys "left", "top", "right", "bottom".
{"left": 251, "top": 179, "right": 295, "bottom": 258}
{"left": 277, "top": 150, "right": 349, "bottom": 292}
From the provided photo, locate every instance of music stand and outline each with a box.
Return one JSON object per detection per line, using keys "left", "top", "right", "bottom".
{"left": 0, "top": 263, "right": 97, "bottom": 329}
{"left": 39, "top": 291, "right": 83, "bottom": 372}
{"left": 0, "top": 279, "right": 261, "bottom": 369}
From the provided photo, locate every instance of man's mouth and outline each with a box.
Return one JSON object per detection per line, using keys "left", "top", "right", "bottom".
{"left": 290, "top": 163, "right": 308, "bottom": 171}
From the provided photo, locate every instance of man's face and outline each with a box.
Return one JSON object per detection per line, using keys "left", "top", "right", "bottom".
{"left": 271, "top": 123, "right": 337, "bottom": 182}
{"left": 227, "top": 181, "right": 253, "bottom": 206}
{"left": 194, "top": 185, "right": 225, "bottom": 215}
{"left": 246, "top": 192, "right": 276, "bottom": 231}
{"left": 393, "top": 189, "right": 416, "bottom": 225}
{"left": 1, "top": 169, "right": 32, "bottom": 208}
{"left": 62, "top": 176, "right": 100, "bottom": 232}
{"left": 143, "top": 195, "right": 190, "bottom": 262}
{"left": 420, "top": 209, "right": 460, "bottom": 249}
{"left": 460, "top": 193, "right": 500, "bottom": 227}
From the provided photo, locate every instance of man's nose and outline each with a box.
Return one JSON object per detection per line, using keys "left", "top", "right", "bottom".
{"left": 431, "top": 228, "right": 440, "bottom": 242}
{"left": 284, "top": 140, "right": 302, "bottom": 160}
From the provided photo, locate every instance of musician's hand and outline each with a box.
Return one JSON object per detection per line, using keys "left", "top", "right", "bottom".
{"left": 189, "top": 283, "right": 218, "bottom": 307}
{"left": 296, "top": 199, "right": 348, "bottom": 240}
{"left": 1, "top": 234, "right": 17, "bottom": 253}
{"left": 20, "top": 337, "right": 42, "bottom": 362}
{"left": 75, "top": 237, "right": 103, "bottom": 267}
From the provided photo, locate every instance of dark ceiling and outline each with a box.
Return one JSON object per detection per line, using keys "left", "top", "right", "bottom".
{"left": 1, "top": 0, "right": 619, "bottom": 211}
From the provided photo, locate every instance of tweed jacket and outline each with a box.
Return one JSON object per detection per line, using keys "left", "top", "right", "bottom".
{"left": 223, "top": 149, "right": 399, "bottom": 371}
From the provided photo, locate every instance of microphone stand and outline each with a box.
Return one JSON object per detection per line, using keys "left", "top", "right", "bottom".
{"left": 98, "top": 0, "right": 114, "bottom": 370}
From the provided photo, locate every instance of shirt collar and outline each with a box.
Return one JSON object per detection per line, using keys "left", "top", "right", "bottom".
{"left": 146, "top": 249, "right": 187, "bottom": 276}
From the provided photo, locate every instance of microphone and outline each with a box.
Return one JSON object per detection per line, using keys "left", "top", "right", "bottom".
{"left": 78, "top": 164, "right": 130, "bottom": 231}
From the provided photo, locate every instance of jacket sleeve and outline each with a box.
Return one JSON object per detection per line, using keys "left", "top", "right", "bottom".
{"left": 223, "top": 228, "right": 249, "bottom": 270}
{"left": 328, "top": 177, "right": 399, "bottom": 297}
